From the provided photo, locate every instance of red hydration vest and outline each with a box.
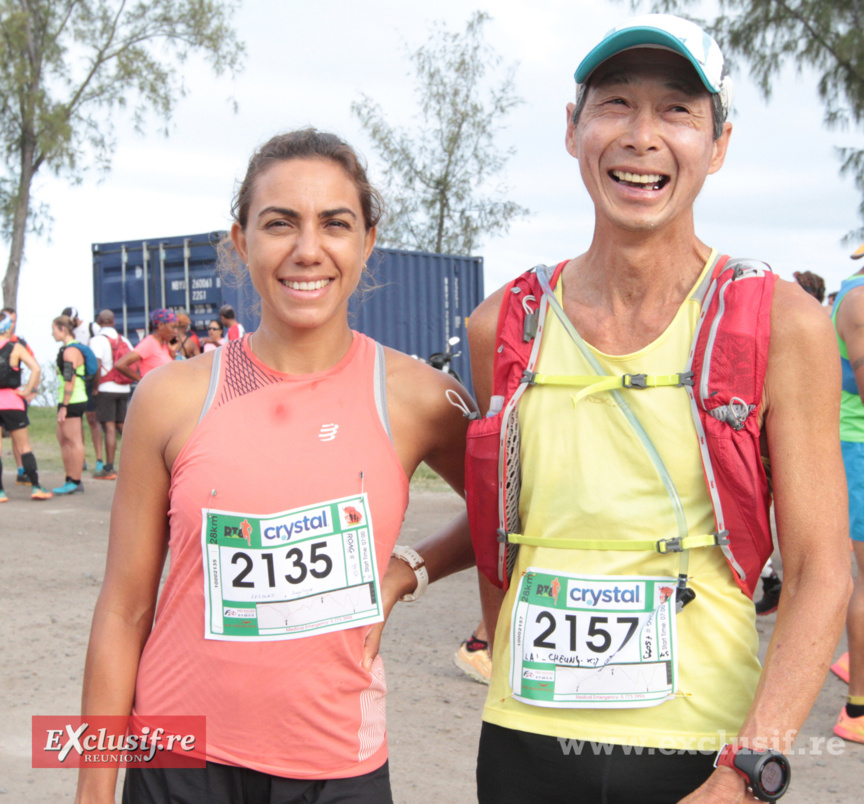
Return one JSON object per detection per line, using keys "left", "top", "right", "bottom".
{"left": 465, "top": 256, "right": 777, "bottom": 599}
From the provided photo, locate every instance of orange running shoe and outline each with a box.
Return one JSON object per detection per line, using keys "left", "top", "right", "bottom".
{"left": 31, "top": 486, "right": 53, "bottom": 501}
{"left": 834, "top": 705, "right": 864, "bottom": 743}
{"left": 831, "top": 652, "right": 850, "bottom": 684}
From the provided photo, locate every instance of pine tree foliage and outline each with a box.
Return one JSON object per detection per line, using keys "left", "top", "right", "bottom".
{"left": 0, "top": 0, "right": 244, "bottom": 307}
{"left": 352, "top": 11, "right": 529, "bottom": 256}
{"left": 635, "top": 0, "right": 864, "bottom": 240}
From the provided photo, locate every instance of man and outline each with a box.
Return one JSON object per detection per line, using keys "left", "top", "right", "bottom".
{"left": 219, "top": 303, "right": 245, "bottom": 341}
{"left": 88, "top": 310, "right": 133, "bottom": 480}
{"left": 113, "top": 308, "right": 180, "bottom": 380}
{"left": 830, "top": 240, "right": 864, "bottom": 744}
{"left": 61, "top": 305, "right": 105, "bottom": 473}
{"left": 467, "top": 15, "right": 849, "bottom": 803}
{"left": 0, "top": 312, "right": 52, "bottom": 501}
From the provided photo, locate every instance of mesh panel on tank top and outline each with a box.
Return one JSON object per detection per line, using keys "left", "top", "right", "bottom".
{"left": 215, "top": 339, "right": 284, "bottom": 409}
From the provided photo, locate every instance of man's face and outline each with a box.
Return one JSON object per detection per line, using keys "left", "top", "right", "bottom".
{"left": 566, "top": 49, "right": 731, "bottom": 236}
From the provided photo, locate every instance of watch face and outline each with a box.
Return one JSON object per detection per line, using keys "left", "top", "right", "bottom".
{"left": 760, "top": 759, "right": 785, "bottom": 794}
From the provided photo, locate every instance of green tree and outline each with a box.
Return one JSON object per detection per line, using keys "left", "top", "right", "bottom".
{"left": 0, "top": 0, "right": 244, "bottom": 308}
{"left": 352, "top": 11, "right": 528, "bottom": 256}
{"left": 627, "top": 0, "right": 864, "bottom": 240}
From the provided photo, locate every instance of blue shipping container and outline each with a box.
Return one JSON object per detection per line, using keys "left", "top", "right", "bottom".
{"left": 92, "top": 232, "right": 484, "bottom": 397}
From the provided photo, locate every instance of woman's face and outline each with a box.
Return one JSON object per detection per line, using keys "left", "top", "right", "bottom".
{"left": 52, "top": 324, "right": 65, "bottom": 342}
{"left": 231, "top": 157, "right": 376, "bottom": 335}
{"left": 207, "top": 321, "right": 223, "bottom": 338}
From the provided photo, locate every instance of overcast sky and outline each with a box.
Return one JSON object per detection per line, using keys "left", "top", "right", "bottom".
{"left": 4, "top": 0, "right": 862, "bottom": 362}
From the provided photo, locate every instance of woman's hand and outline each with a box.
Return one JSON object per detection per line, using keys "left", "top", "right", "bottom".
{"left": 361, "top": 554, "right": 417, "bottom": 671}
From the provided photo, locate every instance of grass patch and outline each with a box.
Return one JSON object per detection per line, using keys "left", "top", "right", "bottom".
{"left": 2, "top": 406, "right": 105, "bottom": 476}
{"left": 410, "top": 462, "right": 452, "bottom": 493}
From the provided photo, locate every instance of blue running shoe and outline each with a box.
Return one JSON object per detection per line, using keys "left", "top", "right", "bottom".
{"left": 53, "top": 481, "right": 84, "bottom": 495}
{"left": 0, "top": 489, "right": 7, "bottom": 503}
{"left": 95, "top": 460, "right": 104, "bottom": 473}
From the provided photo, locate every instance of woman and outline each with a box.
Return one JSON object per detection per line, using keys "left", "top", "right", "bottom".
{"left": 0, "top": 312, "right": 52, "bottom": 500}
{"left": 76, "top": 129, "right": 475, "bottom": 803}
{"left": 175, "top": 312, "right": 201, "bottom": 359}
{"left": 52, "top": 314, "right": 88, "bottom": 495}
{"left": 201, "top": 318, "right": 226, "bottom": 352}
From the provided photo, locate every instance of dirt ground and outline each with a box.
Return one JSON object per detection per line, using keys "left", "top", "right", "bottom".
{"left": 1, "top": 471, "right": 862, "bottom": 803}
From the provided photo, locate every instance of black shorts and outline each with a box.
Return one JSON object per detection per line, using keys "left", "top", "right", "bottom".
{"left": 60, "top": 402, "right": 87, "bottom": 419}
{"left": 123, "top": 759, "right": 392, "bottom": 804}
{"left": 476, "top": 722, "right": 717, "bottom": 804}
{"left": 95, "top": 391, "right": 129, "bottom": 424}
{"left": 0, "top": 407, "right": 29, "bottom": 432}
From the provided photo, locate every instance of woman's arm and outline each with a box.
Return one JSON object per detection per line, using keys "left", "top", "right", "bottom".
{"left": 74, "top": 362, "right": 208, "bottom": 803}
{"left": 362, "top": 351, "right": 478, "bottom": 667}
{"left": 58, "top": 345, "right": 84, "bottom": 423}
{"left": 14, "top": 342, "right": 40, "bottom": 400}
{"left": 114, "top": 348, "right": 142, "bottom": 382}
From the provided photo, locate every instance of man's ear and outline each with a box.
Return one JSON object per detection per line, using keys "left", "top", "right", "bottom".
{"left": 565, "top": 102, "right": 580, "bottom": 160}
{"left": 708, "top": 122, "right": 732, "bottom": 175}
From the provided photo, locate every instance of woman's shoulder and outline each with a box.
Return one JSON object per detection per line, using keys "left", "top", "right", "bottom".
{"left": 382, "top": 345, "right": 475, "bottom": 421}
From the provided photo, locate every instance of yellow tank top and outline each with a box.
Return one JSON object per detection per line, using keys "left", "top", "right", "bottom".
{"left": 483, "top": 251, "right": 761, "bottom": 749}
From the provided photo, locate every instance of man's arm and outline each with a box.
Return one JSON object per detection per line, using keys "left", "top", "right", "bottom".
{"left": 681, "top": 279, "right": 851, "bottom": 803}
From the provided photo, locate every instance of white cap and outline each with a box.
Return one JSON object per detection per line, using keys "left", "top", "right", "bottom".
{"left": 575, "top": 14, "right": 733, "bottom": 117}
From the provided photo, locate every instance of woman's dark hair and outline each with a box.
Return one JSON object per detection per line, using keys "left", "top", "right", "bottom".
{"left": 209, "top": 319, "right": 224, "bottom": 334}
{"left": 794, "top": 271, "right": 826, "bottom": 304}
{"left": 231, "top": 128, "right": 384, "bottom": 231}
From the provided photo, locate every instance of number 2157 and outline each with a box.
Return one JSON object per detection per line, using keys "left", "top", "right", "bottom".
{"left": 533, "top": 612, "right": 640, "bottom": 655}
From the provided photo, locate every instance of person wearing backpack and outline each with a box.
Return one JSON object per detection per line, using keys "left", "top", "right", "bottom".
{"left": 62, "top": 305, "right": 106, "bottom": 474}
{"left": 466, "top": 15, "right": 849, "bottom": 803}
{"left": 88, "top": 309, "right": 133, "bottom": 480}
{"left": 51, "top": 314, "right": 91, "bottom": 494}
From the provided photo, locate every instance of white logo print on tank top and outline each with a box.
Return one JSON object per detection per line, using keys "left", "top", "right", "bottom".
{"left": 319, "top": 423, "right": 339, "bottom": 441}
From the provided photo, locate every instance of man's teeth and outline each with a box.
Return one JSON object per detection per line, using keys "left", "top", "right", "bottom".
{"left": 612, "top": 170, "right": 664, "bottom": 186}
{"left": 283, "top": 279, "right": 331, "bottom": 290}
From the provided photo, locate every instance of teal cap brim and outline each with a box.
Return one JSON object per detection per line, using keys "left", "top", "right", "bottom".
{"left": 574, "top": 27, "right": 720, "bottom": 93}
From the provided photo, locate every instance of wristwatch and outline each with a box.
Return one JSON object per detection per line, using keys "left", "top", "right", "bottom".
{"left": 715, "top": 744, "right": 790, "bottom": 802}
{"left": 390, "top": 545, "right": 429, "bottom": 602}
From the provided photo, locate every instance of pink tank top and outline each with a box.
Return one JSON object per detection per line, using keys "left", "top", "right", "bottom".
{"left": 133, "top": 333, "right": 409, "bottom": 779}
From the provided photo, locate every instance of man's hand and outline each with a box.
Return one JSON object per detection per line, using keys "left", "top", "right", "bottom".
{"left": 361, "top": 554, "right": 417, "bottom": 671}
{"left": 677, "top": 767, "right": 758, "bottom": 803}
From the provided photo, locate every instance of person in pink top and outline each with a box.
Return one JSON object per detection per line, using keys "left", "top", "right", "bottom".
{"left": 76, "top": 129, "right": 475, "bottom": 804}
{"left": 113, "top": 308, "right": 180, "bottom": 380}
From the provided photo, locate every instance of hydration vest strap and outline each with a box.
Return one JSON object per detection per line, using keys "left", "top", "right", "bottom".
{"left": 526, "top": 371, "right": 693, "bottom": 390}
{"left": 503, "top": 530, "right": 729, "bottom": 553}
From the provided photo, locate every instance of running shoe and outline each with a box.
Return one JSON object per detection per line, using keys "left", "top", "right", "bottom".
{"left": 95, "top": 459, "right": 104, "bottom": 473}
{"left": 453, "top": 634, "right": 492, "bottom": 685}
{"left": 16, "top": 469, "right": 32, "bottom": 485}
{"left": 52, "top": 481, "right": 84, "bottom": 495}
{"left": 831, "top": 652, "right": 850, "bottom": 684}
{"left": 755, "top": 574, "right": 782, "bottom": 616}
{"left": 834, "top": 706, "right": 864, "bottom": 743}
{"left": 93, "top": 467, "right": 117, "bottom": 480}
{"left": 0, "top": 490, "right": 7, "bottom": 503}
{"left": 31, "top": 486, "right": 53, "bottom": 501}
